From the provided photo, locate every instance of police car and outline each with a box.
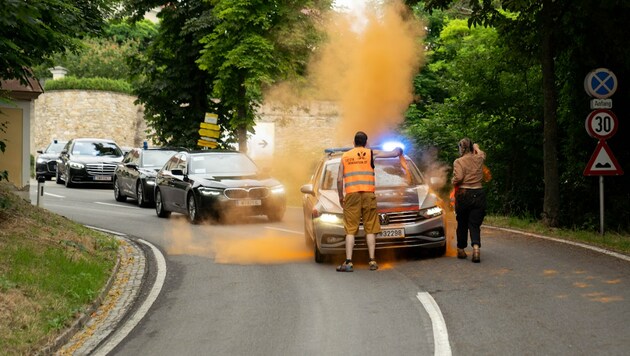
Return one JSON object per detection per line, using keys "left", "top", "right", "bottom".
{"left": 300, "top": 144, "right": 446, "bottom": 263}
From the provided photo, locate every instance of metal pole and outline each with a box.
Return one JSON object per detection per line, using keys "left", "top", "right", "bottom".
{"left": 36, "top": 176, "right": 45, "bottom": 207}
{"left": 599, "top": 176, "right": 604, "bottom": 236}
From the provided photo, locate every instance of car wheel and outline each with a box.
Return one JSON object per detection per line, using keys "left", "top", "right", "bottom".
{"left": 64, "top": 168, "right": 74, "bottom": 188}
{"left": 136, "top": 181, "right": 147, "bottom": 207}
{"left": 155, "top": 189, "right": 171, "bottom": 218}
{"left": 56, "top": 169, "right": 63, "bottom": 184}
{"left": 187, "top": 193, "right": 201, "bottom": 224}
{"left": 314, "top": 240, "right": 325, "bottom": 263}
{"left": 114, "top": 178, "right": 126, "bottom": 202}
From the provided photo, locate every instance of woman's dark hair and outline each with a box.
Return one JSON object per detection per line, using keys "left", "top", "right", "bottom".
{"left": 354, "top": 131, "right": 368, "bottom": 146}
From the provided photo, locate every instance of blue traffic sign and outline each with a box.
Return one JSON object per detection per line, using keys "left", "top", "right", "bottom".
{"left": 584, "top": 68, "right": 618, "bottom": 99}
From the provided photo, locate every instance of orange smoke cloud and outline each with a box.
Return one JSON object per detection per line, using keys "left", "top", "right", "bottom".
{"left": 309, "top": 0, "right": 425, "bottom": 142}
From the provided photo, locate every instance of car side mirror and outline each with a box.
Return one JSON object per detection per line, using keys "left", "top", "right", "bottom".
{"left": 126, "top": 163, "right": 138, "bottom": 169}
{"left": 37, "top": 149, "right": 43, "bottom": 154}
{"left": 171, "top": 169, "right": 184, "bottom": 176}
{"left": 60, "top": 149, "right": 68, "bottom": 155}
{"left": 300, "top": 184, "right": 314, "bottom": 195}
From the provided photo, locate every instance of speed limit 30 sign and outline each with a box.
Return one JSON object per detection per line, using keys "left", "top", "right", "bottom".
{"left": 585, "top": 109, "right": 618, "bottom": 140}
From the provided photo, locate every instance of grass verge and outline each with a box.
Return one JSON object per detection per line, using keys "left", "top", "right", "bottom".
{"left": 485, "top": 215, "right": 630, "bottom": 256}
{"left": 0, "top": 182, "right": 118, "bottom": 355}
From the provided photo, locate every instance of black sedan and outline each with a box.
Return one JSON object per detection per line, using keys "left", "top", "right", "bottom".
{"left": 154, "top": 150, "right": 286, "bottom": 223}
{"left": 35, "top": 139, "right": 67, "bottom": 180}
{"left": 56, "top": 138, "right": 124, "bottom": 188}
{"left": 113, "top": 147, "right": 179, "bottom": 207}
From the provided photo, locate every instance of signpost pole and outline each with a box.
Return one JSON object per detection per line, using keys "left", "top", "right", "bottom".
{"left": 599, "top": 176, "right": 604, "bottom": 236}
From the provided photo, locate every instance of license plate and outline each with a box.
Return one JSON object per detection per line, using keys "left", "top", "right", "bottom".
{"left": 380, "top": 228, "right": 405, "bottom": 238}
{"left": 94, "top": 175, "right": 112, "bottom": 181}
{"left": 236, "top": 199, "right": 261, "bottom": 207}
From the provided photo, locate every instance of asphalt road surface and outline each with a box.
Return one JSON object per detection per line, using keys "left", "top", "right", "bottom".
{"left": 31, "top": 181, "right": 630, "bottom": 355}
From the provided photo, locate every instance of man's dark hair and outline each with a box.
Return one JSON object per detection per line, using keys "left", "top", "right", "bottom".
{"left": 354, "top": 131, "right": 368, "bottom": 147}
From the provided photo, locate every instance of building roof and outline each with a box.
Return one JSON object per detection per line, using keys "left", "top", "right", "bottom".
{"left": 1, "top": 77, "right": 44, "bottom": 101}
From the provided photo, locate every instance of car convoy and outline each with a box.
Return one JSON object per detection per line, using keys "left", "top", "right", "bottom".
{"left": 40, "top": 137, "right": 446, "bottom": 261}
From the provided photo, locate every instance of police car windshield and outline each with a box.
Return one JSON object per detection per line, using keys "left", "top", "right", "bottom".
{"left": 321, "top": 157, "right": 422, "bottom": 190}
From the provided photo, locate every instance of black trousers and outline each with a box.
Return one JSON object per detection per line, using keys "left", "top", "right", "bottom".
{"left": 455, "top": 188, "right": 486, "bottom": 249}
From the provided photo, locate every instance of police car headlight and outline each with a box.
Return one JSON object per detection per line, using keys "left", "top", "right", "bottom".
{"left": 320, "top": 213, "right": 342, "bottom": 224}
{"left": 420, "top": 206, "right": 443, "bottom": 219}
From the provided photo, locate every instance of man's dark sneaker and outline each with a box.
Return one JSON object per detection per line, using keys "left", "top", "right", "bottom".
{"left": 472, "top": 246, "right": 480, "bottom": 263}
{"left": 369, "top": 260, "right": 379, "bottom": 271}
{"left": 336, "top": 261, "right": 353, "bottom": 272}
{"left": 457, "top": 248, "right": 467, "bottom": 259}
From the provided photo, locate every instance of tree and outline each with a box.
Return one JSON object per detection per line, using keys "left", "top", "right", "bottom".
{"left": 0, "top": 0, "right": 117, "bottom": 86}
{"left": 197, "top": 0, "right": 331, "bottom": 153}
{"left": 127, "top": 1, "right": 221, "bottom": 149}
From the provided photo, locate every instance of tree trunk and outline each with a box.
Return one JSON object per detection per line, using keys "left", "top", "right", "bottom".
{"left": 541, "top": 0, "right": 560, "bottom": 227}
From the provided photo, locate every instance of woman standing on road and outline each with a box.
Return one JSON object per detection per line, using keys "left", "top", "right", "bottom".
{"left": 452, "top": 138, "right": 487, "bottom": 263}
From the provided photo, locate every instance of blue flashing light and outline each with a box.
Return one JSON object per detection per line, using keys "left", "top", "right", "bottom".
{"left": 381, "top": 141, "right": 405, "bottom": 152}
{"left": 143, "top": 141, "right": 148, "bottom": 150}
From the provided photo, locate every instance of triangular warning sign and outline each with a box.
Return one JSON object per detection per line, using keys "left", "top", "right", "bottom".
{"left": 584, "top": 140, "right": 624, "bottom": 176}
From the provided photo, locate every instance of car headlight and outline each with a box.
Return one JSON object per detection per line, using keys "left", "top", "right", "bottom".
{"left": 319, "top": 213, "right": 343, "bottom": 224}
{"left": 146, "top": 179, "right": 156, "bottom": 185}
{"left": 419, "top": 206, "right": 443, "bottom": 219}
{"left": 270, "top": 185, "right": 285, "bottom": 194}
{"left": 198, "top": 187, "right": 222, "bottom": 196}
{"left": 36, "top": 157, "right": 46, "bottom": 164}
{"left": 68, "top": 161, "right": 85, "bottom": 169}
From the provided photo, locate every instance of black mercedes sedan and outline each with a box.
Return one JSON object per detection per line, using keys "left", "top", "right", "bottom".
{"left": 113, "top": 147, "right": 180, "bottom": 207}
{"left": 56, "top": 138, "right": 124, "bottom": 188}
{"left": 154, "top": 150, "right": 286, "bottom": 224}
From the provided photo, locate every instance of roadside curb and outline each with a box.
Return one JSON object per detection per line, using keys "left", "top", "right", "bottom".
{"left": 40, "top": 235, "right": 147, "bottom": 355}
{"left": 485, "top": 225, "right": 630, "bottom": 262}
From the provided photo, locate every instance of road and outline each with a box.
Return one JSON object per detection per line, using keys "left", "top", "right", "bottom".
{"left": 32, "top": 182, "right": 630, "bottom": 355}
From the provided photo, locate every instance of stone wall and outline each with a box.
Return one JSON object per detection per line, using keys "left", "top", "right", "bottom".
{"left": 31, "top": 90, "right": 341, "bottom": 157}
{"left": 31, "top": 90, "right": 146, "bottom": 154}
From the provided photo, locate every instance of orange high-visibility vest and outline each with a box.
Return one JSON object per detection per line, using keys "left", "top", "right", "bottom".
{"left": 342, "top": 147, "right": 375, "bottom": 193}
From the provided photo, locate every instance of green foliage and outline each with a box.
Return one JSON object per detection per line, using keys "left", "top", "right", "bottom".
{"left": 0, "top": 0, "right": 115, "bottom": 86}
{"left": 0, "top": 120, "right": 7, "bottom": 182}
{"left": 44, "top": 76, "right": 133, "bottom": 94}
{"left": 197, "top": 0, "right": 331, "bottom": 151}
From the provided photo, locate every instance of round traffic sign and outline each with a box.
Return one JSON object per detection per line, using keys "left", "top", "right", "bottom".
{"left": 584, "top": 68, "right": 618, "bottom": 99}
{"left": 585, "top": 109, "right": 618, "bottom": 140}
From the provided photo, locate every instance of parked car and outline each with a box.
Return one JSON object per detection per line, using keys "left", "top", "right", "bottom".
{"left": 154, "top": 150, "right": 286, "bottom": 223}
{"left": 113, "top": 147, "right": 180, "bottom": 207}
{"left": 35, "top": 139, "right": 67, "bottom": 181}
{"left": 300, "top": 147, "right": 446, "bottom": 263}
{"left": 56, "top": 138, "right": 124, "bottom": 188}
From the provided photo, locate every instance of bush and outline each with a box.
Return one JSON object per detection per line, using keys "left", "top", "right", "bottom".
{"left": 44, "top": 76, "right": 133, "bottom": 95}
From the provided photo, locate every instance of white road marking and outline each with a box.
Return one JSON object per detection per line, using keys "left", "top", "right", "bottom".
{"left": 94, "top": 201, "right": 138, "bottom": 209}
{"left": 44, "top": 192, "right": 65, "bottom": 198}
{"left": 84, "top": 225, "right": 127, "bottom": 237}
{"left": 94, "top": 238, "right": 167, "bottom": 356}
{"left": 265, "top": 226, "right": 303, "bottom": 235}
{"left": 485, "top": 226, "right": 630, "bottom": 263}
{"left": 417, "top": 292, "right": 452, "bottom": 356}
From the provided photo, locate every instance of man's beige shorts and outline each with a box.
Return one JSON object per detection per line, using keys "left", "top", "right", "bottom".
{"left": 343, "top": 192, "right": 381, "bottom": 235}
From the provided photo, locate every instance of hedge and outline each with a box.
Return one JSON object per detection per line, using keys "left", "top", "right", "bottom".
{"left": 44, "top": 76, "right": 133, "bottom": 95}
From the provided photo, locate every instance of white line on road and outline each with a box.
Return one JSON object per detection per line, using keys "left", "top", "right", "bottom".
{"left": 265, "top": 226, "right": 303, "bottom": 235}
{"left": 94, "top": 201, "right": 138, "bottom": 209}
{"left": 417, "top": 292, "right": 452, "bottom": 356}
{"left": 94, "top": 238, "right": 167, "bottom": 356}
{"left": 44, "top": 192, "right": 65, "bottom": 198}
{"left": 84, "top": 225, "right": 127, "bottom": 237}
{"left": 485, "top": 225, "right": 630, "bottom": 262}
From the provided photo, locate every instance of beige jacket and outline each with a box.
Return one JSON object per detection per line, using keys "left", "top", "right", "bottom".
{"left": 452, "top": 151, "right": 486, "bottom": 189}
